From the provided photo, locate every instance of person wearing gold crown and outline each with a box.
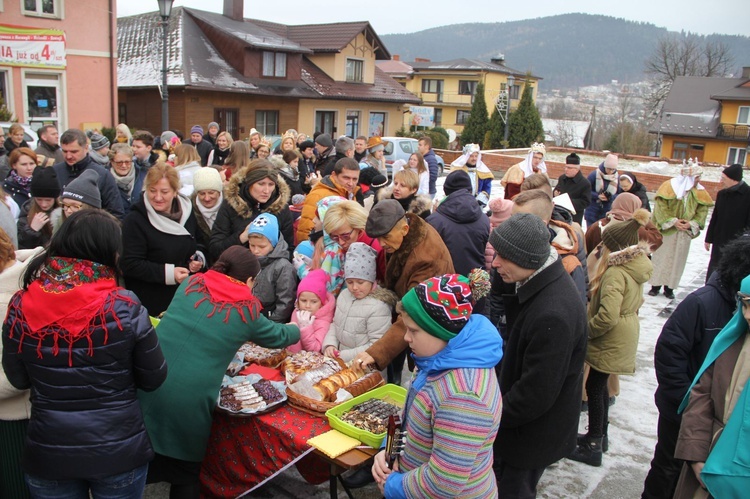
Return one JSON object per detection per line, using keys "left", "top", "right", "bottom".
{"left": 501, "top": 142, "right": 547, "bottom": 200}
{"left": 449, "top": 144, "right": 494, "bottom": 205}
{"left": 648, "top": 163, "right": 714, "bottom": 300}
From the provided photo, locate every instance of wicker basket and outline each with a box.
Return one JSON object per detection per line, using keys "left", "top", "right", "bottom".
{"left": 285, "top": 372, "right": 385, "bottom": 416}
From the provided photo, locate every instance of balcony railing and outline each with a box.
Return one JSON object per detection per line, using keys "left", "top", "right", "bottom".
{"left": 417, "top": 91, "right": 474, "bottom": 106}
{"left": 717, "top": 123, "right": 750, "bottom": 141}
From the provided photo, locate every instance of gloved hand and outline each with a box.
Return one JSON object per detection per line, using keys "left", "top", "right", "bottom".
{"left": 296, "top": 310, "right": 315, "bottom": 328}
{"left": 293, "top": 253, "right": 312, "bottom": 272}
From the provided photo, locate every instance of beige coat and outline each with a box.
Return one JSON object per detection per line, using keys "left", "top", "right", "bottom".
{"left": 0, "top": 246, "right": 44, "bottom": 420}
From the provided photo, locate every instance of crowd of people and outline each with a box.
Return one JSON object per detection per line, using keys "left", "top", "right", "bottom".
{"left": 0, "top": 120, "right": 749, "bottom": 499}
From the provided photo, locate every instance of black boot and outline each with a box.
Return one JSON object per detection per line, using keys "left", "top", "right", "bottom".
{"left": 340, "top": 466, "right": 375, "bottom": 488}
{"left": 577, "top": 428, "right": 608, "bottom": 453}
{"left": 648, "top": 286, "right": 660, "bottom": 297}
{"left": 569, "top": 436, "right": 603, "bottom": 467}
{"left": 664, "top": 287, "right": 675, "bottom": 299}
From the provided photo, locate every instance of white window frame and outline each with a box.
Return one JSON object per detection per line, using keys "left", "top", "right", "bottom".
{"left": 262, "top": 51, "right": 286, "bottom": 78}
{"left": 345, "top": 110, "right": 360, "bottom": 137}
{"left": 737, "top": 106, "right": 750, "bottom": 125}
{"left": 345, "top": 58, "right": 364, "bottom": 83}
{"left": 21, "top": 69, "right": 66, "bottom": 130}
{"left": 727, "top": 147, "right": 748, "bottom": 166}
{"left": 368, "top": 111, "right": 387, "bottom": 137}
{"left": 0, "top": 69, "right": 13, "bottom": 115}
{"left": 21, "top": 0, "right": 63, "bottom": 19}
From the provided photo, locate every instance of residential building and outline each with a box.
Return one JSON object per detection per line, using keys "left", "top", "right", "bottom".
{"left": 0, "top": 0, "right": 118, "bottom": 131}
{"left": 652, "top": 70, "right": 750, "bottom": 166}
{"left": 377, "top": 56, "right": 542, "bottom": 135}
{"left": 117, "top": 1, "right": 418, "bottom": 139}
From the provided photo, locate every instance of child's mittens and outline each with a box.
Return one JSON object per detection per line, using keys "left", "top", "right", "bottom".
{"left": 293, "top": 253, "right": 312, "bottom": 272}
{"left": 296, "top": 310, "right": 315, "bottom": 328}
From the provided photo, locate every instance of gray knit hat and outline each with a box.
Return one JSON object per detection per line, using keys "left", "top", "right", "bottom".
{"left": 489, "top": 213, "right": 550, "bottom": 270}
{"left": 344, "top": 242, "right": 377, "bottom": 282}
{"left": 89, "top": 133, "right": 110, "bottom": 151}
{"left": 61, "top": 169, "right": 102, "bottom": 209}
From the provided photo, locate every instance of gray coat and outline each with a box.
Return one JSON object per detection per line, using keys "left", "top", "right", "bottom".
{"left": 253, "top": 238, "right": 297, "bottom": 323}
{"left": 322, "top": 287, "right": 397, "bottom": 362}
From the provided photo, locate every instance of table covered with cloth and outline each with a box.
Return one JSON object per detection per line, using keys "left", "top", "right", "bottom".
{"left": 200, "top": 404, "right": 333, "bottom": 498}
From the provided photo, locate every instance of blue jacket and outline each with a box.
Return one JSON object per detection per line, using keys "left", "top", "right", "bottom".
{"left": 2, "top": 289, "right": 167, "bottom": 480}
{"left": 426, "top": 190, "right": 490, "bottom": 277}
{"left": 654, "top": 272, "right": 735, "bottom": 423}
{"left": 423, "top": 149, "right": 439, "bottom": 196}
{"left": 584, "top": 163, "right": 616, "bottom": 225}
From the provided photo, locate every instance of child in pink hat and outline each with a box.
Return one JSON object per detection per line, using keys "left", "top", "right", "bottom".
{"left": 287, "top": 269, "right": 336, "bottom": 353}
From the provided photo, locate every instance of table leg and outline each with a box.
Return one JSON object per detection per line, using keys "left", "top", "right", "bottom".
{"left": 338, "top": 476, "right": 356, "bottom": 499}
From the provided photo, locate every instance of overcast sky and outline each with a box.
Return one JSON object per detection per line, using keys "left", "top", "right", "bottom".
{"left": 117, "top": 0, "right": 750, "bottom": 37}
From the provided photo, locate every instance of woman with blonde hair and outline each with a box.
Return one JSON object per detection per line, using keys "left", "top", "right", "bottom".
{"left": 391, "top": 152, "right": 429, "bottom": 195}
{"left": 4, "top": 124, "right": 29, "bottom": 155}
{"left": 120, "top": 162, "right": 205, "bottom": 316}
{"left": 115, "top": 123, "right": 132, "bottom": 144}
{"left": 207, "top": 131, "right": 233, "bottom": 167}
{"left": 377, "top": 170, "right": 431, "bottom": 219}
{"left": 570, "top": 209, "right": 653, "bottom": 467}
{"left": 173, "top": 144, "right": 202, "bottom": 196}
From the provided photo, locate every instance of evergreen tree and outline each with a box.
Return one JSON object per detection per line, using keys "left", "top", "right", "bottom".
{"left": 507, "top": 80, "right": 544, "bottom": 148}
{"left": 460, "top": 82, "right": 488, "bottom": 145}
{"left": 487, "top": 107, "right": 505, "bottom": 149}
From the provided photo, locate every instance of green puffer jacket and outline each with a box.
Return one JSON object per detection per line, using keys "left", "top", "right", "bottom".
{"left": 586, "top": 243, "right": 653, "bottom": 374}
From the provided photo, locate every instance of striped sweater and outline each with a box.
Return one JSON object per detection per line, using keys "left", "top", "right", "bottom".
{"left": 384, "top": 314, "right": 503, "bottom": 499}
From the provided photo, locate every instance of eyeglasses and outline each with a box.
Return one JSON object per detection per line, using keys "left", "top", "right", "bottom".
{"left": 61, "top": 203, "right": 83, "bottom": 213}
{"left": 329, "top": 229, "right": 355, "bottom": 243}
{"left": 113, "top": 160, "right": 132, "bottom": 166}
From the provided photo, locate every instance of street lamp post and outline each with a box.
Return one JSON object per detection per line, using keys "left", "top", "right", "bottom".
{"left": 503, "top": 75, "right": 515, "bottom": 146}
{"left": 158, "top": 0, "right": 174, "bottom": 132}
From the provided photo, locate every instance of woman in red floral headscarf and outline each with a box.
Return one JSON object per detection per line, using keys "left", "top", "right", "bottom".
{"left": 1, "top": 210, "right": 167, "bottom": 499}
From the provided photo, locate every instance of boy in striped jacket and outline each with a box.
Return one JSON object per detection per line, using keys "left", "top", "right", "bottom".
{"left": 371, "top": 273, "right": 503, "bottom": 498}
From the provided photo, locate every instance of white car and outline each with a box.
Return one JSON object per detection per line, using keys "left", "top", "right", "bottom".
{"left": 381, "top": 137, "right": 444, "bottom": 178}
{"left": 0, "top": 122, "right": 39, "bottom": 150}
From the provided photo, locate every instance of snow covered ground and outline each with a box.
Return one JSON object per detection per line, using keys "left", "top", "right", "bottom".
{"left": 146, "top": 178, "right": 715, "bottom": 498}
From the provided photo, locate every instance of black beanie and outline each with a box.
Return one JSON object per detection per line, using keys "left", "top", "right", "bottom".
{"left": 565, "top": 153, "right": 580, "bottom": 165}
{"left": 443, "top": 170, "right": 473, "bottom": 196}
{"left": 30, "top": 166, "right": 61, "bottom": 198}
{"left": 723, "top": 163, "right": 743, "bottom": 182}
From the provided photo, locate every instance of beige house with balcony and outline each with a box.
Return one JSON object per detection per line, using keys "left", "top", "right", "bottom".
{"left": 377, "top": 57, "right": 541, "bottom": 135}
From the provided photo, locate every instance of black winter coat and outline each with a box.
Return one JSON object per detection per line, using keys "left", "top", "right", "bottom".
{"left": 554, "top": 172, "right": 591, "bottom": 225}
{"left": 426, "top": 189, "right": 489, "bottom": 277}
{"left": 3, "top": 174, "right": 31, "bottom": 208}
{"left": 495, "top": 258, "right": 587, "bottom": 469}
{"left": 2, "top": 288, "right": 167, "bottom": 480}
{"left": 53, "top": 156, "right": 125, "bottom": 219}
{"left": 704, "top": 181, "right": 750, "bottom": 278}
{"left": 16, "top": 199, "right": 56, "bottom": 250}
{"left": 120, "top": 198, "right": 202, "bottom": 316}
{"left": 653, "top": 272, "right": 736, "bottom": 423}
{"left": 208, "top": 165, "right": 294, "bottom": 261}
{"left": 191, "top": 139, "right": 213, "bottom": 166}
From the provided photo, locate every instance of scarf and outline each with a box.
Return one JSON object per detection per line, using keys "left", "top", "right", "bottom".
{"left": 196, "top": 193, "right": 223, "bottom": 230}
{"left": 7, "top": 257, "right": 130, "bottom": 366}
{"left": 183, "top": 270, "right": 261, "bottom": 323}
{"left": 144, "top": 193, "right": 191, "bottom": 236}
{"left": 110, "top": 164, "right": 137, "bottom": 196}
{"left": 9, "top": 170, "right": 33, "bottom": 188}
{"left": 595, "top": 166, "right": 618, "bottom": 198}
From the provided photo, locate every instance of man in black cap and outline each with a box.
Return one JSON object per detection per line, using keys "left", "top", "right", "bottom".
{"left": 490, "top": 212, "right": 587, "bottom": 498}
{"left": 354, "top": 199, "right": 454, "bottom": 372}
{"left": 704, "top": 163, "right": 750, "bottom": 280}
{"left": 314, "top": 133, "right": 336, "bottom": 175}
{"left": 553, "top": 152, "right": 590, "bottom": 226}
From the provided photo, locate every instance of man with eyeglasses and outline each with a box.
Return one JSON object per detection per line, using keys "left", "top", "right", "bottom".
{"left": 53, "top": 128, "right": 124, "bottom": 220}
{"left": 553, "top": 152, "right": 591, "bottom": 226}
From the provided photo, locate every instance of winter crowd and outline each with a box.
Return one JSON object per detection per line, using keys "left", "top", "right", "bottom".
{"left": 0, "top": 121, "right": 749, "bottom": 499}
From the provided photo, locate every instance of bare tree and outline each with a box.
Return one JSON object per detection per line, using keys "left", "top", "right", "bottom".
{"left": 644, "top": 33, "right": 733, "bottom": 114}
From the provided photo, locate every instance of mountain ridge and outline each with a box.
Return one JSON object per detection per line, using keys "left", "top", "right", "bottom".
{"left": 380, "top": 13, "right": 750, "bottom": 92}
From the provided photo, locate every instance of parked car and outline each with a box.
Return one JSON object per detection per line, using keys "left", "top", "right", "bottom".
{"left": 381, "top": 137, "right": 444, "bottom": 177}
{"left": 0, "top": 122, "right": 38, "bottom": 150}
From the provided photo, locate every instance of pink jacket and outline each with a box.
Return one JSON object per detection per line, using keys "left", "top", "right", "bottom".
{"left": 287, "top": 292, "right": 336, "bottom": 353}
